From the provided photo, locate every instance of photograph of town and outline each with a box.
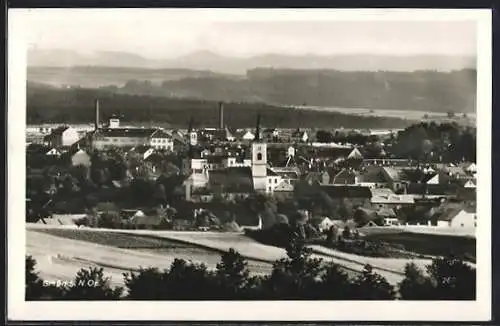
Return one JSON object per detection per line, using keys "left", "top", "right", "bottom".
{"left": 22, "top": 11, "right": 479, "bottom": 303}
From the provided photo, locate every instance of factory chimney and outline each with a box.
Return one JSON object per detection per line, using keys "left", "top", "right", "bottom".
{"left": 218, "top": 102, "right": 224, "bottom": 129}
{"left": 94, "top": 98, "right": 100, "bottom": 131}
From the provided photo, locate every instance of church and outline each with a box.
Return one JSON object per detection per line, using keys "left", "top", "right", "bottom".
{"left": 183, "top": 114, "right": 292, "bottom": 202}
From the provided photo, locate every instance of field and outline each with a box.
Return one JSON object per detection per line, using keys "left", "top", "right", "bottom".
{"left": 26, "top": 224, "right": 459, "bottom": 288}
{"left": 363, "top": 231, "right": 476, "bottom": 262}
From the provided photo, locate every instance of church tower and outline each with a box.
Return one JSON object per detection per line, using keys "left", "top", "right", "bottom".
{"left": 252, "top": 113, "right": 267, "bottom": 192}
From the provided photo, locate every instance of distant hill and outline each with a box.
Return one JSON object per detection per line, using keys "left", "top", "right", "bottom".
{"left": 28, "top": 49, "right": 476, "bottom": 74}
{"left": 27, "top": 66, "right": 242, "bottom": 88}
{"left": 27, "top": 65, "right": 476, "bottom": 114}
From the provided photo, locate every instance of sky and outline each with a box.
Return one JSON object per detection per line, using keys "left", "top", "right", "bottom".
{"left": 20, "top": 9, "right": 478, "bottom": 59}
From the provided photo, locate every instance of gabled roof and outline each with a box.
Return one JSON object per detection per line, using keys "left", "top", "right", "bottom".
{"left": 332, "top": 168, "right": 359, "bottom": 184}
{"left": 208, "top": 167, "right": 254, "bottom": 193}
{"left": 319, "top": 185, "right": 372, "bottom": 198}
{"left": 266, "top": 168, "right": 279, "bottom": 176}
{"left": 49, "top": 126, "right": 71, "bottom": 136}
{"left": 130, "top": 145, "right": 154, "bottom": 155}
{"left": 437, "top": 207, "right": 465, "bottom": 222}
{"left": 358, "top": 166, "right": 387, "bottom": 183}
{"left": 151, "top": 129, "right": 172, "bottom": 139}
{"left": 274, "top": 181, "right": 294, "bottom": 192}
{"left": 377, "top": 208, "right": 397, "bottom": 217}
{"left": 96, "top": 128, "right": 159, "bottom": 138}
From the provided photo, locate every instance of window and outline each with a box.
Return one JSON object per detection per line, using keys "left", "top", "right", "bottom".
{"left": 268, "top": 187, "right": 272, "bottom": 192}
{"left": 461, "top": 223, "right": 464, "bottom": 227}
{"left": 275, "top": 179, "right": 278, "bottom": 184}
{"left": 257, "top": 153, "right": 262, "bottom": 161}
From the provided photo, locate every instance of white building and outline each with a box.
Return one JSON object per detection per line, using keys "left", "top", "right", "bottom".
{"left": 71, "top": 149, "right": 91, "bottom": 167}
{"left": 251, "top": 142, "right": 268, "bottom": 192}
{"left": 242, "top": 131, "right": 255, "bottom": 141}
{"left": 92, "top": 124, "right": 173, "bottom": 151}
{"left": 437, "top": 208, "right": 476, "bottom": 228}
{"left": 44, "top": 126, "right": 80, "bottom": 147}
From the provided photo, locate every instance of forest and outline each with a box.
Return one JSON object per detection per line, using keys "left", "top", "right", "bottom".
{"left": 26, "top": 84, "right": 414, "bottom": 129}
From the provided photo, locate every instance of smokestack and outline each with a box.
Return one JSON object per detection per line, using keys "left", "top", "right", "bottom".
{"left": 218, "top": 102, "right": 224, "bottom": 129}
{"left": 94, "top": 98, "right": 100, "bottom": 130}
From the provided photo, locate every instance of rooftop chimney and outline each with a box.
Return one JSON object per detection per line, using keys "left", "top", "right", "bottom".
{"left": 218, "top": 102, "right": 224, "bottom": 129}
{"left": 94, "top": 98, "right": 100, "bottom": 131}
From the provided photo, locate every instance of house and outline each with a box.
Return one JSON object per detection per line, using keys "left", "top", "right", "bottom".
{"left": 464, "top": 163, "right": 477, "bottom": 174}
{"left": 262, "top": 128, "right": 280, "bottom": 142}
{"left": 332, "top": 168, "right": 359, "bottom": 185}
{"left": 207, "top": 167, "right": 255, "bottom": 196}
{"left": 45, "top": 148, "right": 62, "bottom": 157}
{"left": 463, "top": 179, "right": 476, "bottom": 188}
{"left": 357, "top": 165, "right": 389, "bottom": 188}
{"left": 92, "top": 123, "right": 173, "bottom": 150}
{"left": 382, "top": 216, "right": 400, "bottom": 226}
{"left": 235, "top": 130, "right": 255, "bottom": 141}
{"left": 71, "top": 149, "right": 91, "bottom": 167}
{"left": 130, "top": 146, "right": 155, "bottom": 160}
{"left": 310, "top": 217, "right": 335, "bottom": 232}
{"left": 318, "top": 185, "right": 372, "bottom": 206}
{"left": 43, "top": 126, "right": 80, "bottom": 147}
{"left": 271, "top": 167, "right": 300, "bottom": 186}
{"left": 370, "top": 188, "right": 414, "bottom": 209}
{"left": 381, "top": 167, "right": 409, "bottom": 193}
{"left": 291, "top": 129, "right": 309, "bottom": 143}
{"left": 150, "top": 129, "right": 174, "bottom": 151}
{"left": 377, "top": 207, "right": 397, "bottom": 221}
{"left": 436, "top": 206, "right": 476, "bottom": 228}
{"left": 347, "top": 148, "right": 363, "bottom": 160}
{"left": 129, "top": 214, "right": 162, "bottom": 229}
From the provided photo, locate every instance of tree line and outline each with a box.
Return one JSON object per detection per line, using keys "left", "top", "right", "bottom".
{"left": 27, "top": 84, "right": 413, "bottom": 129}
{"left": 26, "top": 239, "right": 475, "bottom": 301}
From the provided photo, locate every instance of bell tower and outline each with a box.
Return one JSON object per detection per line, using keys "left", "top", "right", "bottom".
{"left": 252, "top": 113, "right": 267, "bottom": 192}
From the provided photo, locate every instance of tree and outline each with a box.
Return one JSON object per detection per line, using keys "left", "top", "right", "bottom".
{"left": 98, "top": 211, "right": 122, "bottom": 229}
{"left": 64, "top": 267, "right": 123, "bottom": 300}
{"left": 426, "top": 256, "right": 476, "bottom": 300}
{"left": 262, "top": 238, "right": 324, "bottom": 299}
{"left": 25, "top": 255, "right": 44, "bottom": 300}
{"left": 398, "top": 262, "right": 435, "bottom": 300}
{"left": 215, "top": 248, "right": 251, "bottom": 299}
{"left": 154, "top": 184, "right": 167, "bottom": 204}
{"left": 342, "top": 226, "right": 351, "bottom": 239}
{"left": 316, "top": 130, "right": 334, "bottom": 143}
{"left": 353, "top": 208, "right": 371, "bottom": 227}
{"left": 163, "top": 259, "right": 218, "bottom": 300}
{"left": 319, "top": 263, "right": 353, "bottom": 300}
{"left": 124, "top": 267, "right": 168, "bottom": 300}
{"left": 351, "top": 265, "right": 396, "bottom": 300}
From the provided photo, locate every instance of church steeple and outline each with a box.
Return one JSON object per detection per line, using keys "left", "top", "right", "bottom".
{"left": 255, "top": 113, "right": 261, "bottom": 142}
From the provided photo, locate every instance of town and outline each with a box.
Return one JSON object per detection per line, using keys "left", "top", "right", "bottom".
{"left": 26, "top": 100, "right": 477, "bottom": 235}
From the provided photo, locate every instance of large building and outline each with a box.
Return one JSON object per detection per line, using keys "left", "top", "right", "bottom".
{"left": 91, "top": 118, "right": 173, "bottom": 151}
{"left": 43, "top": 126, "right": 81, "bottom": 147}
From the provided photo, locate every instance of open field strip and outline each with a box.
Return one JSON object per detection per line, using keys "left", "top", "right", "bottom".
{"left": 359, "top": 226, "right": 475, "bottom": 238}
{"left": 28, "top": 224, "right": 409, "bottom": 285}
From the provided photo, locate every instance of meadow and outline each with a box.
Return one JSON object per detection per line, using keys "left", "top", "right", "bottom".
{"left": 26, "top": 224, "right": 454, "bottom": 286}
{"left": 363, "top": 231, "right": 476, "bottom": 263}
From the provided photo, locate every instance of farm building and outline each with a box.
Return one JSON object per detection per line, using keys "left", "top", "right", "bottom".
{"left": 437, "top": 207, "right": 476, "bottom": 228}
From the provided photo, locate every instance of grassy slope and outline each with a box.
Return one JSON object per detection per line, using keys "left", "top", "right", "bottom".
{"left": 27, "top": 225, "right": 419, "bottom": 285}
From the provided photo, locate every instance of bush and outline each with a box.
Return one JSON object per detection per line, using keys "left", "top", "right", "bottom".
{"left": 398, "top": 256, "right": 476, "bottom": 300}
{"left": 351, "top": 265, "right": 397, "bottom": 300}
